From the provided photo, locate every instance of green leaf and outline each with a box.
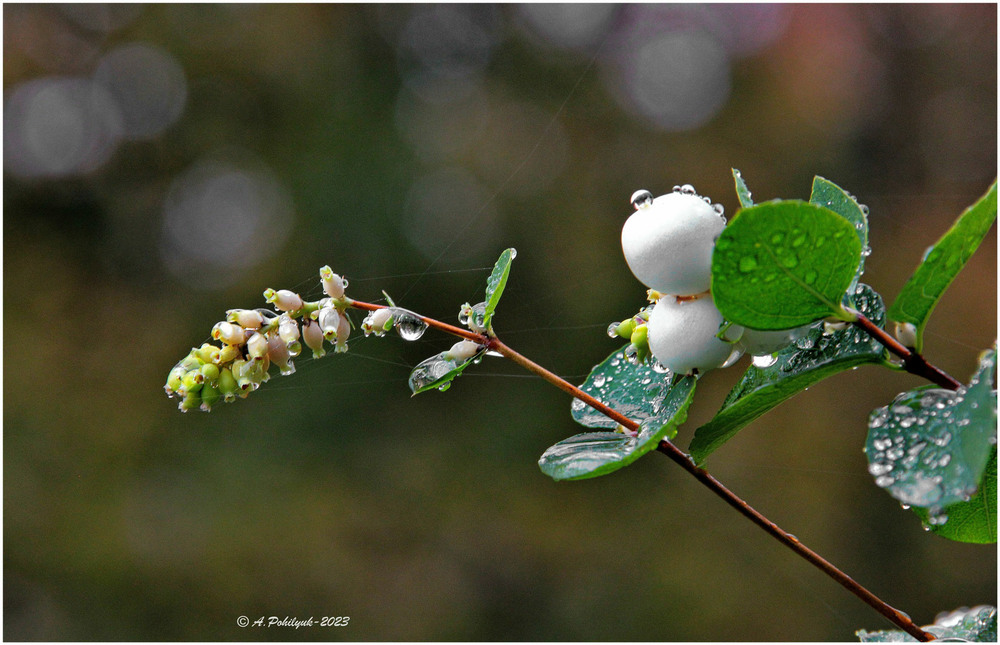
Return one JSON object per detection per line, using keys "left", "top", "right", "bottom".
{"left": 857, "top": 605, "right": 997, "bottom": 642}
{"left": 732, "top": 168, "right": 754, "bottom": 208}
{"left": 690, "top": 284, "right": 889, "bottom": 464}
{"left": 914, "top": 447, "right": 996, "bottom": 544}
{"left": 887, "top": 181, "right": 997, "bottom": 352}
{"left": 809, "top": 176, "right": 869, "bottom": 296}
{"left": 408, "top": 347, "right": 487, "bottom": 395}
{"left": 866, "top": 348, "right": 997, "bottom": 511}
{"left": 540, "top": 375, "right": 696, "bottom": 481}
{"left": 482, "top": 248, "right": 516, "bottom": 330}
{"left": 711, "top": 200, "right": 862, "bottom": 330}
{"left": 571, "top": 345, "right": 677, "bottom": 431}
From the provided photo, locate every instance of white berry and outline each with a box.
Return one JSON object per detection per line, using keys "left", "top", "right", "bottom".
{"left": 621, "top": 190, "right": 725, "bottom": 296}
{"left": 646, "top": 295, "right": 743, "bottom": 375}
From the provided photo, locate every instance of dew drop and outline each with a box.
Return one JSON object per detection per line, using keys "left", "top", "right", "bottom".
{"left": 607, "top": 322, "right": 622, "bottom": 338}
{"left": 752, "top": 354, "right": 778, "bottom": 369}
{"left": 571, "top": 398, "right": 586, "bottom": 412}
{"left": 713, "top": 203, "right": 725, "bottom": 216}
{"left": 679, "top": 184, "right": 696, "bottom": 195}
{"left": 738, "top": 256, "right": 758, "bottom": 273}
{"left": 630, "top": 189, "right": 653, "bottom": 210}
{"left": 593, "top": 374, "right": 607, "bottom": 387}
{"left": 394, "top": 311, "right": 429, "bottom": 341}
{"left": 437, "top": 382, "right": 451, "bottom": 392}
{"left": 650, "top": 360, "right": 671, "bottom": 374}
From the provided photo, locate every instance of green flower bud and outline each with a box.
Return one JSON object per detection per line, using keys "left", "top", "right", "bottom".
{"left": 217, "top": 367, "right": 238, "bottom": 401}
{"left": 181, "top": 369, "right": 204, "bottom": 393}
{"left": 199, "top": 362, "right": 220, "bottom": 383}
{"left": 200, "top": 384, "right": 221, "bottom": 411}
{"left": 165, "top": 367, "right": 185, "bottom": 396}
{"left": 179, "top": 389, "right": 201, "bottom": 412}
{"left": 217, "top": 343, "right": 242, "bottom": 364}
{"left": 194, "top": 343, "right": 221, "bottom": 364}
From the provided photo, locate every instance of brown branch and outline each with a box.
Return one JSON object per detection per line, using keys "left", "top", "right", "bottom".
{"left": 852, "top": 313, "right": 962, "bottom": 390}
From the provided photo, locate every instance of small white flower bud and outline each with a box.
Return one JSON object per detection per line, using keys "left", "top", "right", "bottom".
{"left": 447, "top": 340, "right": 481, "bottom": 362}
{"left": 264, "top": 288, "right": 304, "bottom": 312}
{"left": 320, "top": 265, "right": 346, "bottom": 299}
{"left": 335, "top": 314, "right": 350, "bottom": 352}
{"left": 363, "top": 308, "right": 393, "bottom": 336}
{"left": 212, "top": 321, "right": 247, "bottom": 346}
{"left": 318, "top": 306, "right": 341, "bottom": 340}
{"left": 246, "top": 332, "right": 269, "bottom": 359}
{"left": 894, "top": 321, "right": 918, "bottom": 349}
{"left": 302, "top": 318, "right": 326, "bottom": 357}
{"left": 267, "top": 333, "right": 294, "bottom": 374}
{"left": 227, "top": 309, "right": 265, "bottom": 329}
{"left": 278, "top": 314, "right": 300, "bottom": 345}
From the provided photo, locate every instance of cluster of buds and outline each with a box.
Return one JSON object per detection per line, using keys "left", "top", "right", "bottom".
{"left": 164, "top": 265, "right": 352, "bottom": 412}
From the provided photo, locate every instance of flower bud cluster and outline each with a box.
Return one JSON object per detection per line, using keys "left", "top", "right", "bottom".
{"left": 165, "top": 266, "right": 353, "bottom": 411}
{"left": 619, "top": 185, "right": 811, "bottom": 375}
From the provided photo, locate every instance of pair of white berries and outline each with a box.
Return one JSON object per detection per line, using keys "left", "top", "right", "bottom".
{"left": 621, "top": 187, "right": 808, "bottom": 375}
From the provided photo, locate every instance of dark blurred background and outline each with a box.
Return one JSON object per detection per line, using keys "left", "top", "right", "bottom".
{"left": 4, "top": 4, "right": 996, "bottom": 641}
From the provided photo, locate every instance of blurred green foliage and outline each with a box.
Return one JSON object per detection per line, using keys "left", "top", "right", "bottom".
{"left": 4, "top": 4, "right": 996, "bottom": 640}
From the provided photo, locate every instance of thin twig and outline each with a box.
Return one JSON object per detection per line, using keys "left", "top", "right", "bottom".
{"left": 347, "top": 299, "right": 936, "bottom": 641}
{"left": 852, "top": 313, "right": 962, "bottom": 390}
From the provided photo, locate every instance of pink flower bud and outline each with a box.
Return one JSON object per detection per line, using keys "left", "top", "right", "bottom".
{"left": 212, "top": 321, "right": 247, "bottom": 346}
{"left": 264, "top": 288, "right": 303, "bottom": 312}
{"left": 318, "top": 306, "right": 341, "bottom": 340}
{"left": 320, "top": 265, "right": 346, "bottom": 299}
{"left": 267, "top": 333, "right": 295, "bottom": 374}
{"left": 246, "top": 332, "right": 269, "bottom": 359}
{"left": 227, "top": 309, "right": 265, "bottom": 329}
{"left": 335, "top": 314, "right": 350, "bottom": 352}
{"left": 302, "top": 318, "right": 326, "bottom": 358}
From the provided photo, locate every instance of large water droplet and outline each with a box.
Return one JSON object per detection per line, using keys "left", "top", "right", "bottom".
{"left": 752, "top": 354, "right": 778, "bottom": 369}
{"left": 393, "top": 310, "right": 429, "bottom": 341}
{"left": 630, "top": 189, "right": 653, "bottom": 210}
{"left": 593, "top": 374, "right": 607, "bottom": 388}
{"left": 679, "top": 184, "right": 696, "bottom": 195}
{"left": 607, "top": 321, "right": 622, "bottom": 338}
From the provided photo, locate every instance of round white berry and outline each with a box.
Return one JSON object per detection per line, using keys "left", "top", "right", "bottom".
{"left": 738, "top": 325, "right": 813, "bottom": 356}
{"left": 646, "top": 295, "right": 743, "bottom": 375}
{"left": 621, "top": 190, "right": 725, "bottom": 296}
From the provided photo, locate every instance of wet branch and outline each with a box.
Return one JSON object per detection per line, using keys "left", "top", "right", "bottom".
{"left": 346, "top": 298, "right": 936, "bottom": 641}
{"left": 852, "top": 313, "right": 962, "bottom": 391}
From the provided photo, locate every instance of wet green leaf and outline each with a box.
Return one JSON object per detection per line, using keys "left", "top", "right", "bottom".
{"left": 483, "top": 248, "right": 516, "bottom": 330}
{"left": 408, "top": 347, "right": 487, "bottom": 395}
{"left": 865, "top": 348, "right": 997, "bottom": 512}
{"left": 711, "top": 200, "right": 862, "bottom": 330}
{"left": 914, "top": 447, "right": 996, "bottom": 544}
{"left": 887, "top": 181, "right": 996, "bottom": 352}
{"left": 732, "top": 168, "right": 754, "bottom": 209}
{"left": 809, "top": 176, "right": 868, "bottom": 296}
{"left": 690, "top": 284, "right": 889, "bottom": 464}
{"left": 857, "top": 605, "right": 997, "bottom": 642}
{"left": 571, "top": 345, "right": 676, "bottom": 430}
{"left": 540, "top": 375, "right": 696, "bottom": 481}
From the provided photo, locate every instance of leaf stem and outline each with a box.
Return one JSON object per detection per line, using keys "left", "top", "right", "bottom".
{"left": 851, "top": 312, "right": 962, "bottom": 390}
{"left": 347, "top": 299, "right": 935, "bottom": 641}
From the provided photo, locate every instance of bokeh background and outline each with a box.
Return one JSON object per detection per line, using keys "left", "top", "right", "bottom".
{"left": 4, "top": 4, "right": 996, "bottom": 641}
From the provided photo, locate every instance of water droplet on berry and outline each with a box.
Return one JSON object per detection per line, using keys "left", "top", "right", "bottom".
{"left": 630, "top": 189, "right": 653, "bottom": 210}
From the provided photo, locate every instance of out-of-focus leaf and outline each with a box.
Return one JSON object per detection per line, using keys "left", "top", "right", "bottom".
{"left": 690, "top": 284, "right": 889, "bottom": 464}
{"left": 712, "top": 200, "right": 862, "bottom": 330}
{"left": 887, "top": 181, "right": 997, "bottom": 352}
